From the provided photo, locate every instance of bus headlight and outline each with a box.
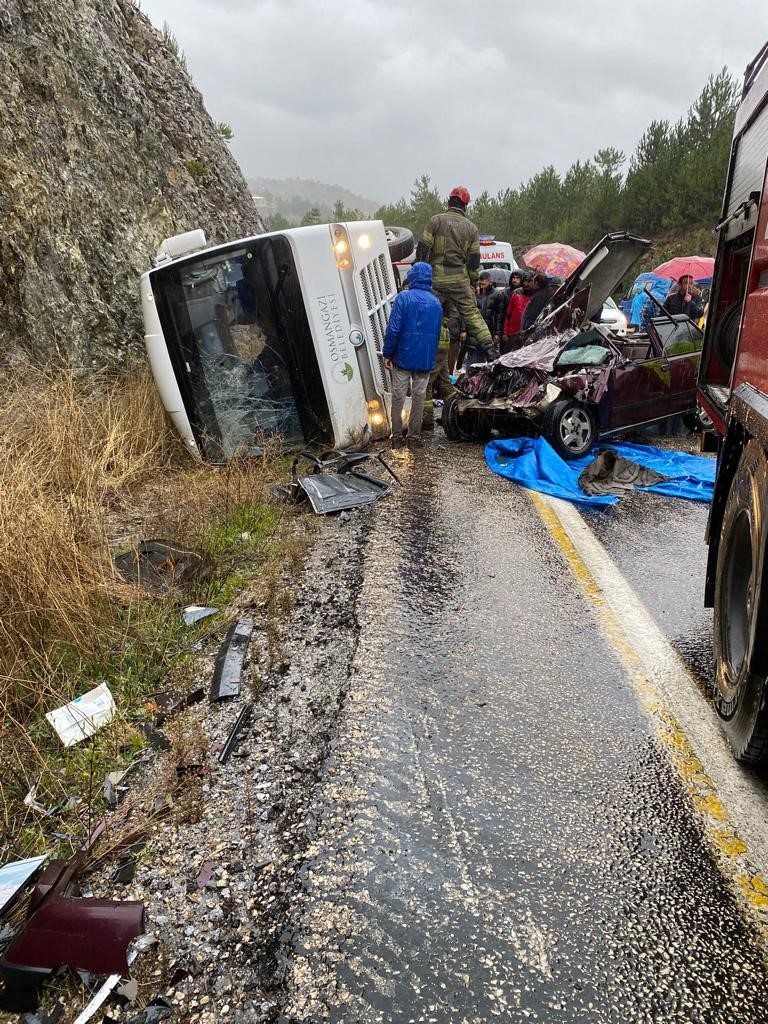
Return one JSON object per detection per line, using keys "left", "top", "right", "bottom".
{"left": 367, "top": 398, "right": 385, "bottom": 429}
{"left": 332, "top": 225, "right": 352, "bottom": 269}
{"left": 358, "top": 234, "right": 371, "bottom": 249}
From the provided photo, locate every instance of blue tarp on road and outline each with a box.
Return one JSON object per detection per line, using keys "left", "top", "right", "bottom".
{"left": 485, "top": 436, "right": 716, "bottom": 507}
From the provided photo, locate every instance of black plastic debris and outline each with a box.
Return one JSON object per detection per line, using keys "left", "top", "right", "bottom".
{"left": 137, "top": 722, "right": 171, "bottom": 752}
{"left": 210, "top": 618, "right": 254, "bottom": 701}
{"left": 289, "top": 449, "right": 399, "bottom": 514}
{"left": 167, "top": 954, "right": 203, "bottom": 986}
{"left": 125, "top": 996, "right": 173, "bottom": 1023}
{"left": 113, "top": 540, "right": 207, "bottom": 594}
{"left": 218, "top": 703, "right": 253, "bottom": 764}
{"left": 111, "top": 842, "right": 146, "bottom": 885}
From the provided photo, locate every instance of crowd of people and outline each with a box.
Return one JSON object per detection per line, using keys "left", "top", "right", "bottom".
{"left": 382, "top": 184, "right": 706, "bottom": 446}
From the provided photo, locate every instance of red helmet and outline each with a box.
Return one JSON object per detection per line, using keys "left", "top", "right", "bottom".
{"left": 449, "top": 186, "right": 470, "bottom": 206}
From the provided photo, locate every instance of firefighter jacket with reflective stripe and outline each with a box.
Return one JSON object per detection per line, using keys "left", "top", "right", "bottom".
{"left": 416, "top": 208, "right": 481, "bottom": 286}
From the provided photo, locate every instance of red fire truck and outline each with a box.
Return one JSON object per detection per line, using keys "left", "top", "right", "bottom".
{"left": 698, "top": 42, "right": 768, "bottom": 763}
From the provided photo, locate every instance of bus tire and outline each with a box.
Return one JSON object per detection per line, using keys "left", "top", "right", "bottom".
{"left": 384, "top": 226, "right": 415, "bottom": 264}
{"left": 713, "top": 439, "right": 768, "bottom": 764}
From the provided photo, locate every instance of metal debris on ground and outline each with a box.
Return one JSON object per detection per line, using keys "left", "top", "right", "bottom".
{"left": 0, "top": 856, "right": 47, "bottom": 916}
{"left": 0, "top": 837, "right": 145, "bottom": 1008}
{"left": 210, "top": 618, "right": 254, "bottom": 701}
{"left": 71, "top": 934, "right": 156, "bottom": 1024}
{"left": 181, "top": 605, "right": 218, "bottom": 626}
{"left": 195, "top": 861, "right": 215, "bottom": 889}
{"left": 104, "top": 769, "right": 130, "bottom": 809}
{"left": 113, "top": 539, "right": 206, "bottom": 593}
{"left": 45, "top": 683, "right": 116, "bottom": 747}
{"left": 218, "top": 703, "right": 253, "bottom": 764}
{"left": 289, "top": 449, "right": 399, "bottom": 514}
{"left": 22, "top": 786, "right": 55, "bottom": 817}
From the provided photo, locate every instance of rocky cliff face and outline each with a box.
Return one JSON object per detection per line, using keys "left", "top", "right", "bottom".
{"left": 0, "top": 0, "right": 263, "bottom": 366}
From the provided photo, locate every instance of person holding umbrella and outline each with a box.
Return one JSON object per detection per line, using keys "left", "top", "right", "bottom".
{"left": 663, "top": 275, "right": 704, "bottom": 320}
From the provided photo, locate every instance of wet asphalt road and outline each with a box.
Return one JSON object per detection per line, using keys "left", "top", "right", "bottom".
{"left": 283, "top": 434, "right": 768, "bottom": 1023}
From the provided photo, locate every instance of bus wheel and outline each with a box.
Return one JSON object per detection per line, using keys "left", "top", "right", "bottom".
{"left": 442, "top": 396, "right": 492, "bottom": 443}
{"left": 713, "top": 440, "right": 768, "bottom": 764}
{"left": 384, "top": 226, "right": 415, "bottom": 264}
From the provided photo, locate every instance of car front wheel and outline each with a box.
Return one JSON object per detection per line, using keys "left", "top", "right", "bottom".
{"left": 713, "top": 440, "right": 768, "bottom": 764}
{"left": 442, "top": 395, "right": 492, "bottom": 443}
{"left": 542, "top": 399, "right": 596, "bottom": 459}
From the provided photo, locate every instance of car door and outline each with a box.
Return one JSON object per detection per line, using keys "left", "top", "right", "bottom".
{"left": 606, "top": 330, "right": 670, "bottom": 429}
{"left": 658, "top": 317, "right": 704, "bottom": 414}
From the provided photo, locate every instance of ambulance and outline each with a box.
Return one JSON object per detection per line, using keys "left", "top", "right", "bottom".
{"left": 393, "top": 235, "right": 518, "bottom": 287}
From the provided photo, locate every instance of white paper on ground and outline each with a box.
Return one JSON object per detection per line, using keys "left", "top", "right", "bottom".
{"left": 0, "top": 855, "right": 47, "bottom": 914}
{"left": 182, "top": 605, "right": 219, "bottom": 626}
{"left": 45, "top": 682, "right": 116, "bottom": 746}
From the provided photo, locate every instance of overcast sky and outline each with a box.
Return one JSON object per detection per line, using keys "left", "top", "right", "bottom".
{"left": 140, "top": 0, "right": 766, "bottom": 205}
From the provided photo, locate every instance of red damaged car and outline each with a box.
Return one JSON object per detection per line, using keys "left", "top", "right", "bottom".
{"left": 443, "top": 232, "right": 704, "bottom": 458}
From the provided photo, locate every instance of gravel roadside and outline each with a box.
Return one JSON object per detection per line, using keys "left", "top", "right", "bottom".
{"left": 80, "top": 508, "right": 371, "bottom": 1024}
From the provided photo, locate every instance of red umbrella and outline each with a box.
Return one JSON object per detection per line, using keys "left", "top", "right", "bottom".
{"left": 652, "top": 256, "right": 715, "bottom": 282}
{"left": 522, "top": 243, "right": 586, "bottom": 278}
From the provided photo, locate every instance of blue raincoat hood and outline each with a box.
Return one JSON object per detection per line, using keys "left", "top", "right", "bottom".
{"left": 408, "top": 261, "right": 433, "bottom": 290}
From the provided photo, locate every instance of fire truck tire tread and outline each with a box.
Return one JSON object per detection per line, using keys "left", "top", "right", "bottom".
{"left": 713, "top": 300, "right": 742, "bottom": 375}
{"left": 713, "top": 440, "right": 768, "bottom": 764}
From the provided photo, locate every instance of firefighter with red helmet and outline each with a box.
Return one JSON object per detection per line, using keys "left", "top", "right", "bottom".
{"left": 415, "top": 186, "right": 496, "bottom": 359}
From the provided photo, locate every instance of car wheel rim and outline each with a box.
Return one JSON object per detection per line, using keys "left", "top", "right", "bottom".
{"left": 559, "top": 408, "right": 592, "bottom": 452}
{"left": 721, "top": 508, "right": 754, "bottom": 682}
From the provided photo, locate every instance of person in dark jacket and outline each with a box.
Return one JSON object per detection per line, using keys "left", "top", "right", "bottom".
{"left": 503, "top": 270, "right": 523, "bottom": 307}
{"left": 663, "top": 275, "right": 704, "bottom": 320}
{"left": 383, "top": 261, "right": 443, "bottom": 447}
{"left": 520, "top": 273, "right": 555, "bottom": 331}
{"left": 464, "top": 271, "right": 505, "bottom": 367}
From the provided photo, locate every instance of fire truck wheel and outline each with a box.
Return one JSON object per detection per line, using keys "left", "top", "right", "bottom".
{"left": 713, "top": 300, "right": 742, "bottom": 375}
{"left": 442, "top": 396, "right": 492, "bottom": 443}
{"left": 713, "top": 440, "right": 768, "bottom": 764}
{"left": 384, "top": 226, "right": 415, "bottom": 264}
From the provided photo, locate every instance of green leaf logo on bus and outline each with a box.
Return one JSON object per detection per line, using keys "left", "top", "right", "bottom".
{"left": 332, "top": 361, "right": 354, "bottom": 384}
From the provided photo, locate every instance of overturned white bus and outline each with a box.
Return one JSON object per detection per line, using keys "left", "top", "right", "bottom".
{"left": 141, "top": 221, "right": 413, "bottom": 461}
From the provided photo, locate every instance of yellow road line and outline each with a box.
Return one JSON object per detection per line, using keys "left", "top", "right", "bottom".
{"left": 530, "top": 490, "right": 768, "bottom": 938}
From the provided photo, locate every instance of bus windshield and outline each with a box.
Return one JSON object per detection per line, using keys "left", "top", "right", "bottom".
{"left": 152, "top": 235, "right": 331, "bottom": 460}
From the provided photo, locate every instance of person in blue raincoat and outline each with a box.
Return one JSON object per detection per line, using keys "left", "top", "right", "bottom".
{"left": 383, "top": 261, "right": 443, "bottom": 448}
{"left": 629, "top": 274, "right": 672, "bottom": 332}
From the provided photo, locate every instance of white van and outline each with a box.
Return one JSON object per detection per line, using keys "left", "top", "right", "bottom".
{"left": 141, "top": 221, "right": 408, "bottom": 461}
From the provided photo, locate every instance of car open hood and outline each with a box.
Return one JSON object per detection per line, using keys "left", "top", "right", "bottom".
{"left": 546, "top": 232, "right": 651, "bottom": 324}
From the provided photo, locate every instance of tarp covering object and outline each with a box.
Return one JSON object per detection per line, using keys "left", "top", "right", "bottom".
{"left": 484, "top": 436, "right": 716, "bottom": 507}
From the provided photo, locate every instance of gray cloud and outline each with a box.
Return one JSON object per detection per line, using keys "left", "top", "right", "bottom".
{"left": 140, "top": 0, "right": 766, "bottom": 205}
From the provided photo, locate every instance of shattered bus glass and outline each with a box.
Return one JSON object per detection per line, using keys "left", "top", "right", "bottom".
{"left": 152, "top": 236, "right": 331, "bottom": 462}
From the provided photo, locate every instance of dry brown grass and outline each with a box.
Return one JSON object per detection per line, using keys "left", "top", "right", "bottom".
{"left": 0, "top": 365, "right": 305, "bottom": 859}
{"left": 0, "top": 366, "right": 178, "bottom": 709}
